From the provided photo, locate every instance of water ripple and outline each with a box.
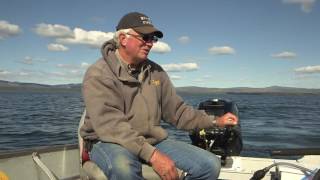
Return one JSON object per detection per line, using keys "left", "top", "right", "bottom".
{"left": 0, "top": 91, "right": 319, "bottom": 157}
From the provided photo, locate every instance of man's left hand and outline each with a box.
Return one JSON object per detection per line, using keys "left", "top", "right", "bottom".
{"left": 216, "top": 112, "right": 238, "bottom": 127}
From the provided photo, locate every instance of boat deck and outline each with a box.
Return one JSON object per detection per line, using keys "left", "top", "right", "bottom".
{"left": 0, "top": 144, "right": 319, "bottom": 180}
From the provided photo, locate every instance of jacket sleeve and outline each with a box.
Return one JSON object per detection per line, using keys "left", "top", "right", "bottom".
{"left": 160, "top": 71, "right": 215, "bottom": 130}
{"left": 83, "top": 74, "right": 155, "bottom": 162}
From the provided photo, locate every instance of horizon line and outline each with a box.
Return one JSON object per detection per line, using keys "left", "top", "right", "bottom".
{"left": 1, "top": 79, "right": 319, "bottom": 90}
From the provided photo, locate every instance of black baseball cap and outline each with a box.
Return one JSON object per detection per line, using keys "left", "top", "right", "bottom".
{"left": 116, "top": 12, "right": 163, "bottom": 38}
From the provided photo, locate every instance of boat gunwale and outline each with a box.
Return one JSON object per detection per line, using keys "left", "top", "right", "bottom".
{"left": 0, "top": 143, "right": 78, "bottom": 159}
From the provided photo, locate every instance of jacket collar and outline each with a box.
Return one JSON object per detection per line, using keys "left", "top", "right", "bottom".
{"left": 101, "top": 40, "right": 151, "bottom": 83}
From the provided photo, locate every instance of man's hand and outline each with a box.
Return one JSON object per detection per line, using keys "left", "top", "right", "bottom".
{"left": 216, "top": 112, "right": 238, "bottom": 127}
{"left": 150, "top": 149, "right": 179, "bottom": 180}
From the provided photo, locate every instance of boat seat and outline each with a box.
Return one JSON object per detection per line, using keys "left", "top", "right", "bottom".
{"left": 81, "top": 160, "right": 108, "bottom": 180}
{"left": 78, "top": 110, "right": 108, "bottom": 180}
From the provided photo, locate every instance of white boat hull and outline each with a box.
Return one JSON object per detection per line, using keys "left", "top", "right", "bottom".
{"left": 0, "top": 144, "right": 319, "bottom": 180}
{"left": 220, "top": 155, "right": 319, "bottom": 180}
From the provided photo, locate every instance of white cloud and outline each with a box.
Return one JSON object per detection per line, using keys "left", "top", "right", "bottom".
{"left": 0, "top": 69, "right": 32, "bottom": 82}
{"left": 0, "top": 20, "right": 21, "bottom": 39}
{"left": 70, "top": 69, "right": 81, "bottom": 74}
{"left": 51, "top": 71, "right": 66, "bottom": 76}
{"left": 49, "top": 68, "right": 85, "bottom": 79}
{"left": 56, "top": 64, "right": 78, "bottom": 69}
{"left": 34, "top": 58, "right": 48, "bottom": 62}
{"left": 282, "top": 0, "right": 316, "bottom": 13}
{"left": 34, "top": 23, "right": 74, "bottom": 38}
{"left": 20, "top": 56, "right": 34, "bottom": 65}
{"left": 178, "top": 36, "right": 190, "bottom": 44}
{"left": 49, "top": 69, "right": 83, "bottom": 78}
{"left": 81, "top": 62, "right": 90, "bottom": 68}
{"left": 203, "top": 75, "right": 212, "bottom": 79}
{"left": 294, "top": 65, "right": 320, "bottom": 74}
{"left": 170, "top": 75, "right": 182, "bottom": 80}
{"left": 272, "top": 51, "right": 297, "bottom": 59}
{"left": 16, "top": 56, "right": 48, "bottom": 65}
{"left": 56, "top": 28, "right": 114, "bottom": 48}
{"left": 34, "top": 23, "right": 171, "bottom": 51}
{"left": 19, "top": 72, "right": 29, "bottom": 76}
{"left": 0, "top": 69, "right": 11, "bottom": 75}
{"left": 57, "top": 62, "right": 91, "bottom": 70}
{"left": 208, "top": 46, "right": 235, "bottom": 55}
{"left": 151, "top": 41, "right": 171, "bottom": 53}
{"left": 48, "top": 43, "right": 69, "bottom": 51}
{"left": 0, "top": 68, "right": 85, "bottom": 85}
{"left": 53, "top": 62, "right": 90, "bottom": 80}
{"left": 35, "top": 23, "right": 113, "bottom": 48}
{"left": 161, "top": 63, "right": 199, "bottom": 72}
{"left": 0, "top": 69, "right": 40, "bottom": 82}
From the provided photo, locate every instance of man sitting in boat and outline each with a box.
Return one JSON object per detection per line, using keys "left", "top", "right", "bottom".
{"left": 80, "top": 12, "right": 238, "bottom": 180}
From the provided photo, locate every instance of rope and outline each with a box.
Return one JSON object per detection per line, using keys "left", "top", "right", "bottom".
{"left": 267, "top": 162, "right": 313, "bottom": 174}
{"left": 32, "top": 152, "right": 58, "bottom": 180}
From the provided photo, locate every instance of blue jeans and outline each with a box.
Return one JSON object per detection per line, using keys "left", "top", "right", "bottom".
{"left": 90, "top": 139, "right": 221, "bottom": 180}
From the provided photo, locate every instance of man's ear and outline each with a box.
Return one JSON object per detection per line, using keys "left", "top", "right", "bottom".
{"left": 119, "top": 34, "right": 127, "bottom": 46}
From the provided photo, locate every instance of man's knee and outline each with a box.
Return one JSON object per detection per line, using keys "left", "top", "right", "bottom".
{"left": 201, "top": 155, "right": 221, "bottom": 178}
{"left": 111, "top": 154, "right": 142, "bottom": 178}
{"left": 90, "top": 143, "right": 143, "bottom": 179}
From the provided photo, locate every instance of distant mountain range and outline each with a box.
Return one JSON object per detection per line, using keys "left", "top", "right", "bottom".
{"left": 0, "top": 80, "right": 81, "bottom": 92}
{"left": 175, "top": 86, "right": 320, "bottom": 94}
{"left": 1, "top": 80, "right": 320, "bottom": 94}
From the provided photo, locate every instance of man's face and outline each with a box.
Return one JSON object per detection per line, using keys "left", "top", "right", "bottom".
{"left": 121, "top": 30, "right": 157, "bottom": 64}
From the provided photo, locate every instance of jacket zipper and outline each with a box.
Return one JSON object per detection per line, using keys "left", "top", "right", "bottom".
{"left": 138, "top": 76, "right": 151, "bottom": 132}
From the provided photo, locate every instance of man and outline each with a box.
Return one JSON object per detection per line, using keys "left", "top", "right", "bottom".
{"left": 80, "top": 12, "right": 238, "bottom": 180}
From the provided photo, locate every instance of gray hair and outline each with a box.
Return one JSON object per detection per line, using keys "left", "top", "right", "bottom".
{"left": 113, "top": 28, "right": 132, "bottom": 47}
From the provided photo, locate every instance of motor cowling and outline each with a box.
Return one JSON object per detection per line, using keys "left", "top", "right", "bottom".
{"left": 189, "top": 99, "right": 243, "bottom": 160}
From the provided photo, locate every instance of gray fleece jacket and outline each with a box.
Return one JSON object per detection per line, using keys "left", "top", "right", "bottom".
{"left": 80, "top": 39, "right": 216, "bottom": 162}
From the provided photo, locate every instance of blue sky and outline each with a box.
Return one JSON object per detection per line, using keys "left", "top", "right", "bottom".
{"left": 1, "top": 0, "right": 319, "bottom": 88}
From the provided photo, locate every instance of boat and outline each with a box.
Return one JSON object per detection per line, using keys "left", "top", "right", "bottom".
{"left": 1, "top": 99, "right": 319, "bottom": 180}
{"left": 1, "top": 144, "right": 319, "bottom": 180}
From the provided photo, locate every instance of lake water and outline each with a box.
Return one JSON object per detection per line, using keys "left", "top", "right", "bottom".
{"left": 1, "top": 91, "right": 320, "bottom": 157}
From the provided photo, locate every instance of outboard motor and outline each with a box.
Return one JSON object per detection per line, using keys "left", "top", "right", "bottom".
{"left": 189, "top": 99, "right": 243, "bottom": 165}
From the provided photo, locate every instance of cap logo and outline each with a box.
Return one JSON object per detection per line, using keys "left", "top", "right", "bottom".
{"left": 140, "top": 16, "right": 152, "bottom": 25}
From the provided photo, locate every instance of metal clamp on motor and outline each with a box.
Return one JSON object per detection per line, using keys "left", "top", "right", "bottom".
{"left": 189, "top": 99, "right": 243, "bottom": 165}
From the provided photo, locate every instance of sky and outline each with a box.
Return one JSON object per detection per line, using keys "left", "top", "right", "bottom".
{"left": 0, "top": 0, "right": 319, "bottom": 88}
